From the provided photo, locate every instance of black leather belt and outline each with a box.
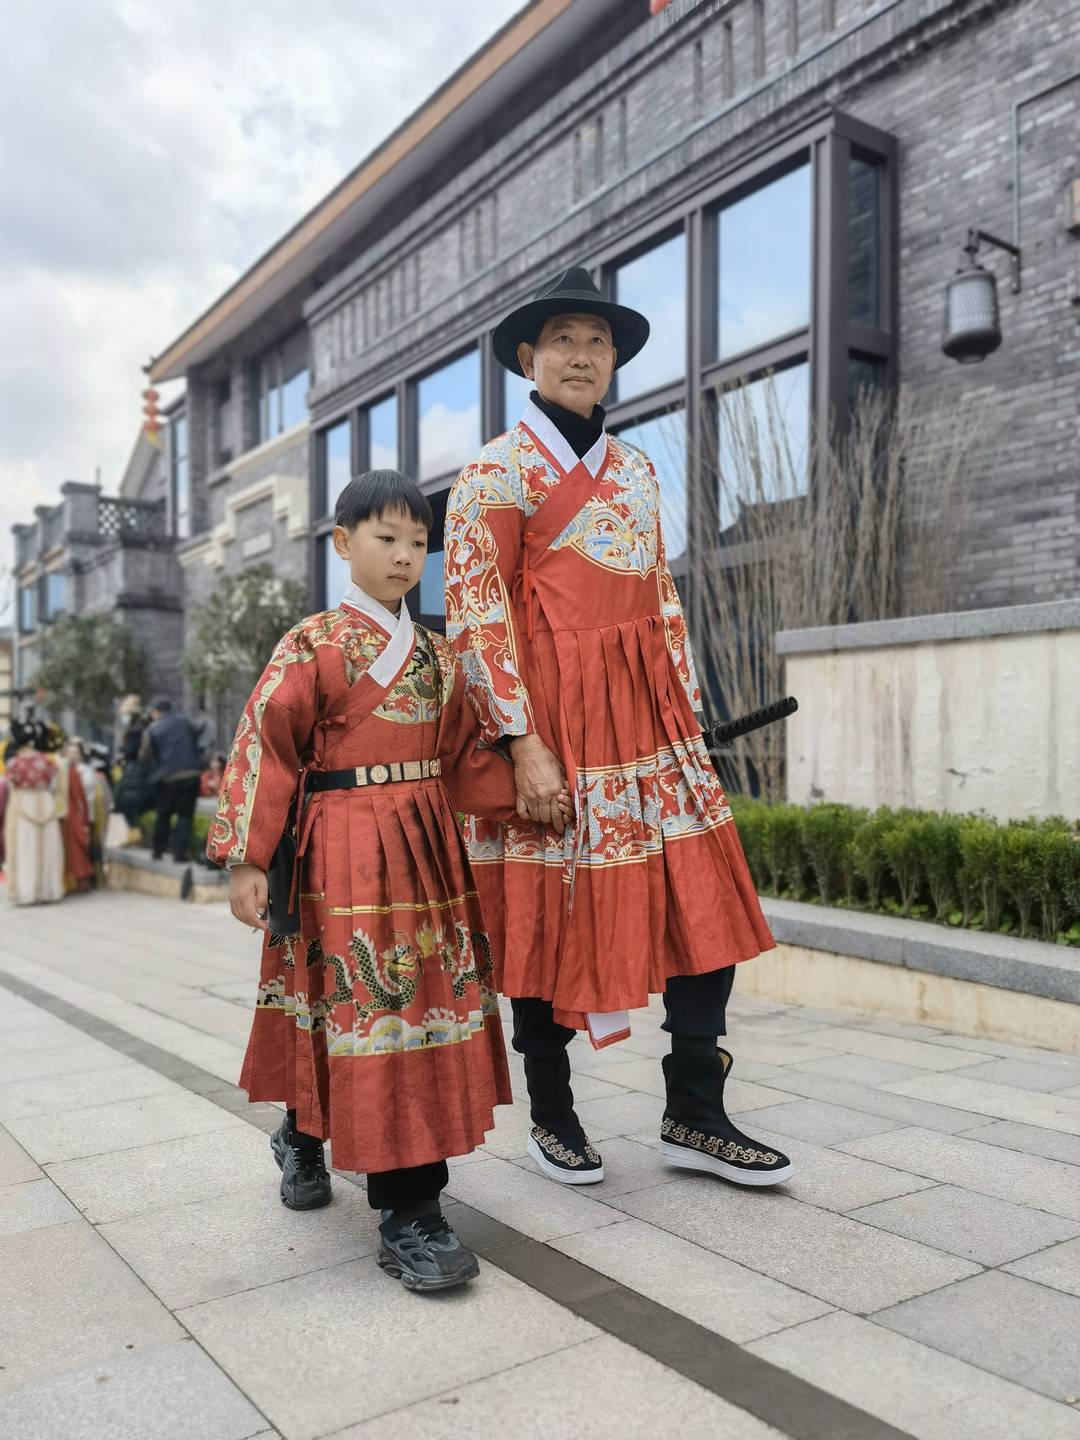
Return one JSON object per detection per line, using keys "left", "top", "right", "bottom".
{"left": 306, "top": 759, "right": 442, "bottom": 791}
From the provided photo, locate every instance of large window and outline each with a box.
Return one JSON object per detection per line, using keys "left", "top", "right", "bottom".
{"left": 503, "top": 367, "right": 534, "bottom": 430}
{"left": 717, "top": 165, "right": 812, "bottom": 360}
{"left": 323, "top": 418, "right": 352, "bottom": 517}
{"left": 416, "top": 490, "right": 451, "bottom": 631}
{"left": 368, "top": 394, "right": 398, "bottom": 470}
{"left": 613, "top": 233, "right": 686, "bottom": 402}
{"left": 613, "top": 410, "right": 688, "bottom": 564}
{"left": 319, "top": 532, "right": 351, "bottom": 612}
{"left": 256, "top": 329, "right": 309, "bottom": 443}
{"left": 18, "top": 585, "right": 36, "bottom": 633}
{"left": 171, "top": 413, "right": 190, "bottom": 540}
{"left": 43, "top": 571, "right": 66, "bottom": 622}
{"left": 417, "top": 350, "right": 480, "bottom": 482}
{"left": 715, "top": 362, "right": 810, "bottom": 528}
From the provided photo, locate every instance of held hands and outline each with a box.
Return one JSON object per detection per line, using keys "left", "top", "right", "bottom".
{"left": 229, "top": 864, "right": 269, "bottom": 932}
{"left": 509, "top": 734, "right": 575, "bottom": 836}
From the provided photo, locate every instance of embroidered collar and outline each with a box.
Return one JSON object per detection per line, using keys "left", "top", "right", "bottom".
{"left": 340, "top": 582, "right": 415, "bottom": 688}
{"left": 520, "top": 398, "right": 608, "bottom": 479}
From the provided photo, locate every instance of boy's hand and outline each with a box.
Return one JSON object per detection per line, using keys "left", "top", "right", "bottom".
{"left": 230, "top": 864, "right": 269, "bottom": 931}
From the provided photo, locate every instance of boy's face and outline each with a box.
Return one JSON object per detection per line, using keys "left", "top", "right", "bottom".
{"left": 333, "top": 508, "right": 429, "bottom": 610}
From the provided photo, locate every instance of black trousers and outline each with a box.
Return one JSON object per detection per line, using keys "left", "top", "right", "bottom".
{"left": 512, "top": 964, "right": 736, "bottom": 1059}
{"left": 152, "top": 775, "right": 200, "bottom": 861}
{"left": 365, "top": 1162, "right": 448, "bottom": 1212}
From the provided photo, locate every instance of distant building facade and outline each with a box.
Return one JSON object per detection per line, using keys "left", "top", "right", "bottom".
{"left": 125, "top": 0, "right": 1076, "bottom": 733}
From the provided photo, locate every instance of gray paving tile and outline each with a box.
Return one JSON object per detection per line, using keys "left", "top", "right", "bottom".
{"left": 574, "top": 1088, "right": 665, "bottom": 1137}
{"left": 0, "top": 1038, "right": 134, "bottom": 1086}
{"left": 958, "top": 1057, "right": 1080, "bottom": 1093}
{"left": 0, "top": 1062, "right": 180, "bottom": 1121}
{"left": 0, "top": 1177, "right": 81, "bottom": 1236}
{"left": 0, "top": 1336, "right": 266, "bottom": 1440}
{"left": 1004, "top": 1236, "right": 1080, "bottom": 1297}
{"left": 179, "top": 1256, "right": 598, "bottom": 1440}
{"left": 884, "top": 1074, "right": 1080, "bottom": 1137}
{"left": 748, "top": 1310, "right": 1080, "bottom": 1440}
{"left": 732, "top": 1014, "right": 832, "bottom": 1037}
{"left": 44, "top": 1123, "right": 276, "bottom": 1224}
{"left": 445, "top": 1154, "right": 618, "bottom": 1243}
{"left": 0, "top": 1221, "right": 182, "bottom": 1393}
{"left": 746, "top": 1066, "right": 988, "bottom": 1133}
{"left": 795, "top": 1054, "right": 926, "bottom": 1088}
{"left": 801, "top": 1027, "right": 994, "bottom": 1071}
{"left": 733, "top": 1099, "right": 909, "bottom": 1146}
{"left": 725, "top": 1036, "right": 839, "bottom": 1066}
{"left": 0, "top": 1123, "right": 42, "bottom": 1185}
{"left": 615, "top": 1177, "right": 979, "bottom": 1312}
{"left": 960, "top": 1119, "right": 1080, "bottom": 1168}
{"left": 336, "top": 1333, "right": 790, "bottom": 1439}
{"left": 875, "top": 1270, "right": 1080, "bottom": 1401}
{"left": 841, "top": 1127, "right": 1080, "bottom": 1221}
{"left": 564, "top": 1043, "right": 645, "bottom": 1079}
{"left": 554, "top": 1217, "right": 833, "bottom": 1342}
{"left": 851, "top": 1019, "right": 955, "bottom": 1041}
{"left": 850, "top": 1183, "right": 1080, "bottom": 1265}
{"left": 5, "top": 1088, "right": 247, "bottom": 1164}
{"left": 744, "top": 1128, "right": 937, "bottom": 1213}
{"left": 925, "top": 1033, "right": 1080, "bottom": 1068}
{"left": 100, "top": 1181, "right": 381, "bottom": 1309}
{"left": 574, "top": 1056, "right": 667, "bottom": 1098}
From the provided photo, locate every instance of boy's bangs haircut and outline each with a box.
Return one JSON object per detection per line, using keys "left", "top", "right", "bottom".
{"left": 334, "top": 469, "right": 433, "bottom": 533}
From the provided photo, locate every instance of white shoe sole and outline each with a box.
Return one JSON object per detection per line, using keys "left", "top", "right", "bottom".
{"left": 659, "top": 1139, "right": 793, "bottom": 1186}
{"left": 527, "top": 1134, "right": 605, "bottom": 1185}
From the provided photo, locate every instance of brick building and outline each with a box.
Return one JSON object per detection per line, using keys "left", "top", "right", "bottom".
{"left": 133, "top": 0, "right": 1077, "bottom": 732}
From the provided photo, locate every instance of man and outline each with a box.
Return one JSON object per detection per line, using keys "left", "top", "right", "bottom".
{"left": 142, "top": 698, "right": 203, "bottom": 863}
{"left": 445, "top": 266, "right": 792, "bottom": 1188}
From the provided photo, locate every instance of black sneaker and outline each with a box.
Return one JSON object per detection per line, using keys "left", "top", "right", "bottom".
{"left": 377, "top": 1213, "right": 480, "bottom": 1292}
{"left": 270, "top": 1118, "right": 332, "bottom": 1210}
{"left": 527, "top": 1124, "right": 604, "bottom": 1184}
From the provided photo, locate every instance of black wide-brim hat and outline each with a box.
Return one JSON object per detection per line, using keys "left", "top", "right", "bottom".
{"left": 492, "top": 265, "right": 650, "bottom": 376}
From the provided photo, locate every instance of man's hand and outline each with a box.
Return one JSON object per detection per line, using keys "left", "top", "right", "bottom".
{"left": 229, "top": 864, "right": 269, "bottom": 931}
{"left": 509, "top": 735, "right": 572, "bottom": 835}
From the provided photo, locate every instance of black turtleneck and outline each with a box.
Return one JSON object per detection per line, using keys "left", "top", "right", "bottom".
{"left": 529, "top": 390, "right": 605, "bottom": 458}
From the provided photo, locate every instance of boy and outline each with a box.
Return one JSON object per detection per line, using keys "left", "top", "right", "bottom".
{"left": 210, "top": 469, "right": 569, "bottom": 1292}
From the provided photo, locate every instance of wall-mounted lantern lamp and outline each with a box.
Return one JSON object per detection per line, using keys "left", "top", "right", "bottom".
{"left": 942, "top": 228, "right": 1021, "bottom": 364}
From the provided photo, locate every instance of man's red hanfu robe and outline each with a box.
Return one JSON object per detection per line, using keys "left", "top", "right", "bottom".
{"left": 208, "top": 593, "right": 516, "bottom": 1173}
{"left": 445, "top": 400, "right": 774, "bottom": 1032}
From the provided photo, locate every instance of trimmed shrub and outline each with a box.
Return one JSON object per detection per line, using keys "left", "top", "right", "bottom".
{"left": 800, "top": 804, "right": 861, "bottom": 906}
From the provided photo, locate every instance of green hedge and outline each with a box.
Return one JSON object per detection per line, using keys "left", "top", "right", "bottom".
{"left": 137, "top": 809, "right": 214, "bottom": 863}
{"left": 730, "top": 797, "right": 1080, "bottom": 947}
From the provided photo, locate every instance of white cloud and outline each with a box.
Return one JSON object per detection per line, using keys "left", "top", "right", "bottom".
{"left": 0, "top": 0, "right": 523, "bottom": 563}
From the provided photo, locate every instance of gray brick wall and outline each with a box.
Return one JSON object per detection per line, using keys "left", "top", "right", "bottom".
{"left": 295, "top": 0, "right": 1077, "bottom": 612}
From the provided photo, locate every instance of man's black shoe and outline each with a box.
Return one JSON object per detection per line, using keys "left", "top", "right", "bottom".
{"left": 527, "top": 1123, "right": 604, "bottom": 1184}
{"left": 377, "top": 1212, "right": 479, "bottom": 1292}
{"left": 660, "top": 1046, "right": 793, "bottom": 1186}
{"left": 270, "top": 1118, "right": 332, "bottom": 1210}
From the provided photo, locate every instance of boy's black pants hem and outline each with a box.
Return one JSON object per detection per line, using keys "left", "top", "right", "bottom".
{"left": 365, "top": 1162, "right": 448, "bottom": 1212}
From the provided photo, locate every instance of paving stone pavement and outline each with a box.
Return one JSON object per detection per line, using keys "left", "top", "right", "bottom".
{"left": 1, "top": 891, "right": 1079, "bottom": 1440}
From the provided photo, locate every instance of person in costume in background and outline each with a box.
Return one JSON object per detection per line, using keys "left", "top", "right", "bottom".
{"left": 210, "top": 469, "right": 568, "bottom": 1293}
{"left": 45, "top": 723, "right": 94, "bottom": 894}
{"left": 114, "top": 694, "right": 150, "bottom": 842}
{"left": 199, "top": 751, "right": 226, "bottom": 798}
{"left": 445, "top": 266, "right": 792, "bottom": 1189}
{"left": 3, "top": 719, "right": 65, "bottom": 906}
{"left": 69, "top": 738, "right": 111, "bottom": 883}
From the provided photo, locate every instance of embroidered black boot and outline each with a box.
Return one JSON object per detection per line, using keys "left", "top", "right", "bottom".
{"left": 377, "top": 1205, "right": 480, "bottom": 1292}
{"left": 660, "top": 1039, "right": 793, "bottom": 1186}
{"left": 270, "top": 1112, "right": 332, "bottom": 1210}
{"left": 523, "top": 1050, "right": 604, "bottom": 1184}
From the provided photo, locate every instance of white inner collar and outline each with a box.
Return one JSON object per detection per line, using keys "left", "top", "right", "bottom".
{"left": 520, "top": 398, "right": 608, "bottom": 479}
{"left": 340, "top": 582, "right": 415, "bottom": 688}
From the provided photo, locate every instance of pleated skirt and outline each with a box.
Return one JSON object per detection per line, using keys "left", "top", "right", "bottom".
{"left": 471, "top": 612, "right": 775, "bottom": 1018}
{"left": 240, "top": 776, "right": 511, "bottom": 1174}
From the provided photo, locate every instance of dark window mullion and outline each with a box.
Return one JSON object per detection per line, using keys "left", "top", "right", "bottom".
{"left": 701, "top": 332, "right": 810, "bottom": 392}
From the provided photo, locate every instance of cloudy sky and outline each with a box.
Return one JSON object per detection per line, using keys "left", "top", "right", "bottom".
{"left": 0, "top": 0, "right": 522, "bottom": 613}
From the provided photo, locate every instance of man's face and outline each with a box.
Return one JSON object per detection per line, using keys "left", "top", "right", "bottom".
{"left": 517, "top": 313, "right": 616, "bottom": 419}
{"left": 333, "top": 507, "right": 429, "bottom": 612}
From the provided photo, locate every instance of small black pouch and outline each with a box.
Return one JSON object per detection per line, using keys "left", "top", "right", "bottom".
{"left": 265, "top": 795, "right": 300, "bottom": 935}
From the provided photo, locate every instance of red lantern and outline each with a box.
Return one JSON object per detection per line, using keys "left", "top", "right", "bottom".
{"left": 142, "top": 386, "right": 162, "bottom": 447}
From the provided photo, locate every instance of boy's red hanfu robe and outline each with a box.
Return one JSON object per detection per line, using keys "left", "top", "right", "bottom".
{"left": 209, "top": 587, "right": 516, "bottom": 1174}
{"left": 445, "top": 400, "right": 774, "bottom": 1034}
